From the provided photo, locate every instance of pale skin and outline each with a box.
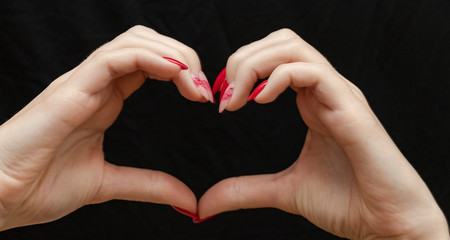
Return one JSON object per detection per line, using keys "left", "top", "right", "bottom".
{"left": 0, "top": 26, "right": 448, "bottom": 239}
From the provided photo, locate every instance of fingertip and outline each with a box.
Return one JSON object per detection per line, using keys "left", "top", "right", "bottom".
{"left": 193, "top": 214, "right": 217, "bottom": 223}
{"left": 172, "top": 206, "right": 198, "bottom": 219}
{"left": 197, "top": 189, "right": 226, "bottom": 219}
{"left": 172, "top": 71, "right": 209, "bottom": 103}
{"left": 220, "top": 81, "right": 252, "bottom": 112}
{"left": 218, "top": 82, "right": 235, "bottom": 113}
{"left": 248, "top": 80, "right": 268, "bottom": 102}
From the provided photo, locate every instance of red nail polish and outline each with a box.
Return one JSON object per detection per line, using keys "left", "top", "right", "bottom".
{"left": 163, "top": 57, "right": 188, "bottom": 70}
{"left": 218, "top": 82, "right": 234, "bottom": 113}
{"left": 248, "top": 80, "right": 268, "bottom": 101}
{"left": 212, "top": 67, "right": 226, "bottom": 94}
{"left": 172, "top": 206, "right": 198, "bottom": 219}
{"left": 193, "top": 214, "right": 216, "bottom": 223}
{"left": 219, "top": 80, "right": 229, "bottom": 101}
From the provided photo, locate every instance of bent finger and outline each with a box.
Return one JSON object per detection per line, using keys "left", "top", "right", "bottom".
{"left": 219, "top": 34, "right": 330, "bottom": 112}
{"left": 123, "top": 26, "right": 213, "bottom": 102}
{"left": 253, "top": 62, "right": 353, "bottom": 110}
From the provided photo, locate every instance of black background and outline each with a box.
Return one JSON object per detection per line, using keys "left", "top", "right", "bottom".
{"left": 0, "top": 0, "right": 449, "bottom": 239}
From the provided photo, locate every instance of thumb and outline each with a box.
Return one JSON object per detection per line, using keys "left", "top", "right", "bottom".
{"left": 91, "top": 162, "right": 197, "bottom": 214}
{"left": 197, "top": 173, "right": 287, "bottom": 220}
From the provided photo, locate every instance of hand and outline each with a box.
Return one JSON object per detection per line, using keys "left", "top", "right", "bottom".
{"left": 0, "top": 25, "right": 212, "bottom": 231}
{"left": 198, "top": 29, "right": 449, "bottom": 239}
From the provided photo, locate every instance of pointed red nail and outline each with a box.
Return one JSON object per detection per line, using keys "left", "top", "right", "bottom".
{"left": 248, "top": 80, "right": 268, "bottom": 101}
{"left": 193, "top": 214, "right": 216, "bottom": 223}
{"left": 219, "top": 82, "right": 234, "bottom": 113}
{"left": 163, "top": 57, "right": 188, "bottom": 70}
{"left": 212, "top": 67, "right": 226, "bottom": 94}
{"left": 219, "top": 80, "right": 229, "bottom": 101}
{"left": 172, "top": 206, "right": 198, "bottom": 219}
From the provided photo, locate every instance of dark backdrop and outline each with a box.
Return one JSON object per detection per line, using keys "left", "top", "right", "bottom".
{"left": 0, "top": 0, "right": 449, "bottom": 239}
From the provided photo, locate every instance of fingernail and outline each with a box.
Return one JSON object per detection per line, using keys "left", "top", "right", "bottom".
{"left": 192, "top": 73, "right": 214, "bottom": 103}
{"left": 163, "top": 57, "right": 188, "bottom": 70}
{"left": 172, "top": 206, "right": 198, "bottom": 219}
{"left": 199, "top": 72, "right": 215, "bottom": 103}
{"left": 219, "top": 80, "right": 229, "bottom": 101}
{"left": 193, "top": 214, "right": 216, "bottom": 223}
{"left": 248, "top": 80, "right": 268, "bottom": 101}
{"left": 218, "top": 82, "right": 235, "bottom": 113}
{"left": 212, "top": 67, "right": 226, "bottom": 94}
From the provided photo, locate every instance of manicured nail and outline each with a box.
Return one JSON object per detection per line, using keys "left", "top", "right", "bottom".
{"left": 172, "top": 206, "right": 198, "bottom": 219}
{"left": 199, "top": 72, "right": 215, "bottom": 103}
{"left": 219, "top": 80, "right": 229, "bottom": 101}
{"left": 218, "top": 82, "right": 235, "bottom": 113}
{"left": 248, "top": 80, "right": 268, "bottom": 101}
{"left": 192, "top": 73, "right": 214, "bottom": 103}
{"left": 212, "top": 67, "right": 226, "bottom": 94}
{"left": 163, "top": 57, "right": 188, "bottom": 70}
{"left": 193, "top": 214, "right": 216, "bottom": 223}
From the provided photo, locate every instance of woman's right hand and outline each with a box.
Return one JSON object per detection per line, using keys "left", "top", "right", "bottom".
{"left": 198, "top": 29, "right": 449, "bottom": 239}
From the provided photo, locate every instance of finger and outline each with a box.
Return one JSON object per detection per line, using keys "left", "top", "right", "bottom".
{"left": 70, "top": 48, "right": 184, "bottom": 95}
{"left": 136, "top": 31, "right": 202, "bottom": 72}
{"left": 113, "top": 71, "right": 146, "bottom": 100}
{"left": 197, "top": 174, "right": 284, "bottom": 220}
{"left": 121, "top": 26, "right": 213, "bottom": 102}
{"left": 254, "top": 62, "right": 353, "bottom": 110}
{"left": 94, "top": 32, "right": 209, "bottom": 102}
{"left": 226, "top": 29, "right": 328, "bottom": 89}
{"left": 213, "top": 29, "right": 313, "bottom": 96}
{"left": 91, "top": 162, "right": 197, "bottom": 214}
{"left": 221, "top": 32, "right": 329, "bottom": 112}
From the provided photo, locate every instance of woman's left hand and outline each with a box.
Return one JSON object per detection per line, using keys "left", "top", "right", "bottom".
{"left": 0, "top": 25, "right": 208, "bottom": 230}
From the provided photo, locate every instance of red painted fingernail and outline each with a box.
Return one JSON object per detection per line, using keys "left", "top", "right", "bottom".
{"left": 219, "top": 80, "right": 229, "bottom": 101}
{"left": 248, "top": 80, "right": 268, "bottom": 101}
{"left": 218, "top": 82, "right": 235, "bottom": 113}
{"left": 212, "top": 67, "right": 226, "bottom": 94}
{"left": 163, "top": 57, "right": 188, "bottom": 70}
{"left": 199, "top": 72, "right": 215, "bottom": 103}
{"left": 193, "top": 214, "right": 216, "bottom": 223}
{"left": 172, "top": 206, "right": 198, "bottom": 219}
{"left": 192, "top": 73, "right": 214, "bottom": 103}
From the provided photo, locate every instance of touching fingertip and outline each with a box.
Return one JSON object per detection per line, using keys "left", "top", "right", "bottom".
{"left": 193, "top": 214, "right": 216, "bottom": 223}
{"left": 172, "top": 206, "right": 198, "bottom": 219}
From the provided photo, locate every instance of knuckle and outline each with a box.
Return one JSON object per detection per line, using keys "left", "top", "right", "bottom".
{"left": 114, "top": 32, "right": 137, "bottom": 43}
{"left": 127, "top": 25, "right": 156, "bottom": 34}
{"left": 315, "top": 62, "right": 334, "bottom": 76}
{"left": 273, "top": 28, "right": 298, "bottom": 39}
{"left": 92, "top": 49, "right": 110, "bottom": 61}
{"left": 230, "top": 177, "right": 242, "bottom": 204}
{"left": 182, "top": 46, "right": 198, "bottom": 59}
{"left": 227, "top": 51, "right": 243, "bottom": 66}
{"left": 273, "top": 63, "right": 291, "bottom": 75}
{"left": 285, "top": 37, "right": 305, "bottom": 50}
{"left": 128, "top": 25, "right": 146, "bottom": 32}
{"left": 228, "top": 43, "right": 253, "bottom": 65}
